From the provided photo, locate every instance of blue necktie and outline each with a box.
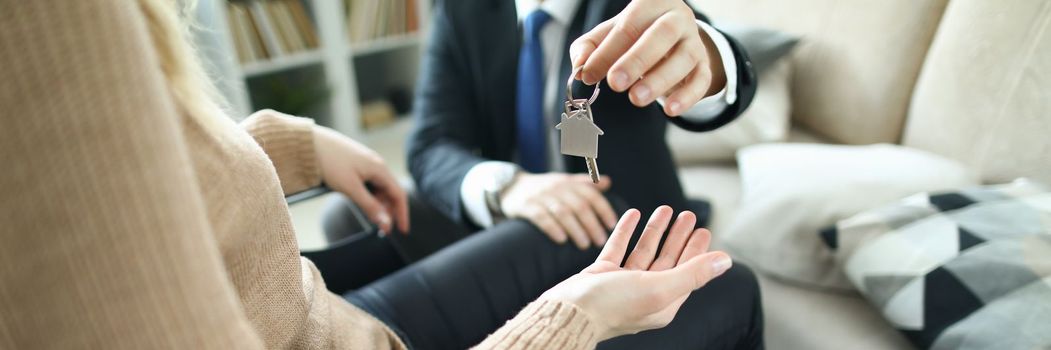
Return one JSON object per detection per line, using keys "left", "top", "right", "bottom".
{"left": 516, "top": 9, "right": 553, "bottom": 173}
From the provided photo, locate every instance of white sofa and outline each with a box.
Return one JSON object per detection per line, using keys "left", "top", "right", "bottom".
{"left": 676, "top": 0, "right": 1051, "bottom": 349}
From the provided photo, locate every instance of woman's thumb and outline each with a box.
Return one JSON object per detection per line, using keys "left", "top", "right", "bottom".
{"left": 655, "top": 252, "right": 733, "bottom": 299}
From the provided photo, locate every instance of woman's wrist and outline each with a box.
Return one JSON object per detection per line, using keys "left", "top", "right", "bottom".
{"left": 537, "top": 282, "right": 619, "bottom": 341}
{"left": 477, "top": 299, "right": 604, "bottom": 349}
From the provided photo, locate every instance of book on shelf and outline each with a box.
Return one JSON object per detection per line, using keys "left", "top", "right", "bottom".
{"left": 226, "top": 0, "right": 319, "bottom": 64}
{"left": 360, "top": 100, "right": 397, "bottom": 130}
{"left": 346, "top": 0, "right": 419, "bottom": 45}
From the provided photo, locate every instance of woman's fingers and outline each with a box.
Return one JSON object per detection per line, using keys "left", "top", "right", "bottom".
{"left": 597, "top": 209, "right": 640, "bottom": 265}
{"left": 650, "top": 251, "right": 732, "bottom": 303}
{"left": 342, "top": 181, "right": 391, "bottom": 234}
{"left": 647, "top": 211, "right": 696, "bottom": 271}
{"left": 677, "top": 228, "right": 712, "bottom": 265}
{"left": 624, "top": 205, "right": 674, "bottom": 270}
{"left": 371, "top": 170, "right": 410, "bottom": 234}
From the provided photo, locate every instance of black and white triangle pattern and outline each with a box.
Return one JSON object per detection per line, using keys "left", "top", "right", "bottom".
{"left": 820, "top": 179, "right": 1051, "bottom": 349}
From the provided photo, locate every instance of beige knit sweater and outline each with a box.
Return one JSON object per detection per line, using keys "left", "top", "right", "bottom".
{"left": 0, "top": 1, "right": 598, "bottom": 349}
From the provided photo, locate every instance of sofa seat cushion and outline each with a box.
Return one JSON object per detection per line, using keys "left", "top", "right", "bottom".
{"left": 757, "top": 273, "right": 914, "bottom": 350}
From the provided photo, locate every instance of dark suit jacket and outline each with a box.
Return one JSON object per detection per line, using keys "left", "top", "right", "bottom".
{"left": 408, "top": 0, "right": 757, "bottom": 226}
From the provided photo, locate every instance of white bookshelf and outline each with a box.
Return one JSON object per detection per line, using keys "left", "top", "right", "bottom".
{"left": 348, "top": 32, "right": 421, "bottom": 56}
{"left": 240, "top": 49, "right": 325, "bottom": 76}
{"left": 193, "top": 0, "right": 430, "bottom": 138}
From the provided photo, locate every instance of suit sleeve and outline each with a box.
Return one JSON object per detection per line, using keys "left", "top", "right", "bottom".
{"left": 666, "top": 7, "right": 758, "bottom": 132}
{"left": 407, "top": 1, "right": 488, "bottom": 223}
{"left": 0, "top": 1, "right": 262, "bottom": 348}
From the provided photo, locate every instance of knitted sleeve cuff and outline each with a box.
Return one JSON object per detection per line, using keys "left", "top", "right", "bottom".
{"left": 241, "top": 110, "right": 322, "bottom": 196}
{"left": 473, "top": 300, "right": 601, "bottom": 350}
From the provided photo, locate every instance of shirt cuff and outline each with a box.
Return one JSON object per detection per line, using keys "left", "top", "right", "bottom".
{"left": 461, "top": 161, "right": 519, "bottom": 228}
{"left": 664, "top": 19, "right": 739, "bottom": 123}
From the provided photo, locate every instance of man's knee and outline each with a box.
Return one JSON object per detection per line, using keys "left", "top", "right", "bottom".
{"left": 713, "top": 263, "right": 762, "bottom": 316}
{"left": 714, "top": 263, "right": 764, "bottom": 348}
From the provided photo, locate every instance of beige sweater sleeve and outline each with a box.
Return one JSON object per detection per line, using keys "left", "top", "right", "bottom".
{"left": 0, "top": 2, "right": 262, "bottom": 348}
{"left": 474, "top": 300, "right": 601, "bottom": 350}
{"left": 240, "top": 110, "right": 322, "bottom": 196}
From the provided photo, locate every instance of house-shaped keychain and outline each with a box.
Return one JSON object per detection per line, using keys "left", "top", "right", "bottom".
{"left": 556, "top": 109, "right": 604, "bottom": 159}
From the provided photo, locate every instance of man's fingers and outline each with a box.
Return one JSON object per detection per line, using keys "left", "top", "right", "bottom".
{"left": 650, "top": 251, "right": 732, "bottom": 302}
{"left": 624, "top": 205, "right": 674, "bottom": 270}
{"left": 581, "top": 211, "right": 609, "bottom": 247}
{"left": 343, "top": 182, "right": 391, "bottom": 234}
{"left": 570, "top": 18, "right": 615, "bottom": 68}
{"left": 662, "top": 64, "right": 713, "bottom": 116}
{"left": 560, "top": 191, "right": 608, "bottom": 246}
{"left": 648, "top": 211, "right": 696, "bottom": 271}
{"left": 597, "top": 209, "right": 640, "bottom": 265}
{"left": 525, "top": 204, "right": 568, "bottom": 244}
{"left": 581, "top": 4, "right": 665, "bottom": 86}
{"left": 544, "top": 198, "right": 591, "bottom": 250}
{"left": 595, "top": 175, "right": 612, "bottom": 191}
{"left": 608, "top": 11, "right": 686, "bottom": 92}
{"left": 570, "top": 174, "right": 611, "bottom": 191}
{"left": 630, "top": 40, "right": 704, "bottom": 108}
{"left": 677, "top": 228, "right": 712, "bottom": 265}
{"left": 571, "top": 184, "right": 617, "bottom": 229}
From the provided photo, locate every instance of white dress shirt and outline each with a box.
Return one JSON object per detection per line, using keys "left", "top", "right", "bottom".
{"left": 461, "top": 0, "right": 740, "bottom": 227}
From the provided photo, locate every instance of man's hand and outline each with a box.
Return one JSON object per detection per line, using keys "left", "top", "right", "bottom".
{"left": 539, "top": 207, "right": 733, "bottom": 341}
{"left": 314, "top": 126, "right": 409, "bottom": 235}
{"left": 570, "top": 0, "right": 726, "bottom": 116}
{"left": 501, "top": 173, "right": 619, "bottom": 250}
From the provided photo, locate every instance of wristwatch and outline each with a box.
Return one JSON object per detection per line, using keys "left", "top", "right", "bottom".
{"left": 482, "top": 165, "right": 521, "bottom": 223}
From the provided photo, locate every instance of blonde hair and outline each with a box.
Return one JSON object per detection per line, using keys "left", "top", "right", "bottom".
{"left": 137, "top": 0, "right": 228, "bottom": 132}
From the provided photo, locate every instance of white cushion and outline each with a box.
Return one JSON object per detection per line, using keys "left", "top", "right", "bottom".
{"left": 668, "top": 59, "right": 791, "bottom": 164}
{"left": 830, "top": 180, "right": 1051, "bottom": 348}
{"left": 678, "top": 165, "right": 743, "bottom": 234}
{"left": 675, "top": 163, "right": 911, "bottom": 350}
{"left": 723, "top": 143, "right": 978, "bottom": 289}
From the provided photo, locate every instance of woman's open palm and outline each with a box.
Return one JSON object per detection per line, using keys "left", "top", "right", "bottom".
{"left": 539, "top": 206, "right": 733, "bottom": 341}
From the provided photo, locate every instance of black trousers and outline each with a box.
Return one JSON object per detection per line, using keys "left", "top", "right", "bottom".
{"left": 317, "top": 195, "right": 764, "bottom": 349}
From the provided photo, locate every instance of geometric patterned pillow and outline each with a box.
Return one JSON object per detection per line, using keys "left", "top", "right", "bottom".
{"left": 819, "top": 179, "right": 1051, "bottom": 349}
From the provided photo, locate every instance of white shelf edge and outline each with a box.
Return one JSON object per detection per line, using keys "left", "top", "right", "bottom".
{"left": 240, "top": 49, "right": 326, "bottom": 77}
{"left": 347, "top": 33, "right": 421, "bottom": 57}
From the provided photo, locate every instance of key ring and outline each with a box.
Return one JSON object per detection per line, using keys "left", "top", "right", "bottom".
{"left": 566, "top": 66, "right": 600, "bottom": 109}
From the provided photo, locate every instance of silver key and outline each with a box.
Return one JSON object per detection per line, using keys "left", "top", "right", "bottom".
{"left": 557, "top": 69, "right": 604, "bottom": 183}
